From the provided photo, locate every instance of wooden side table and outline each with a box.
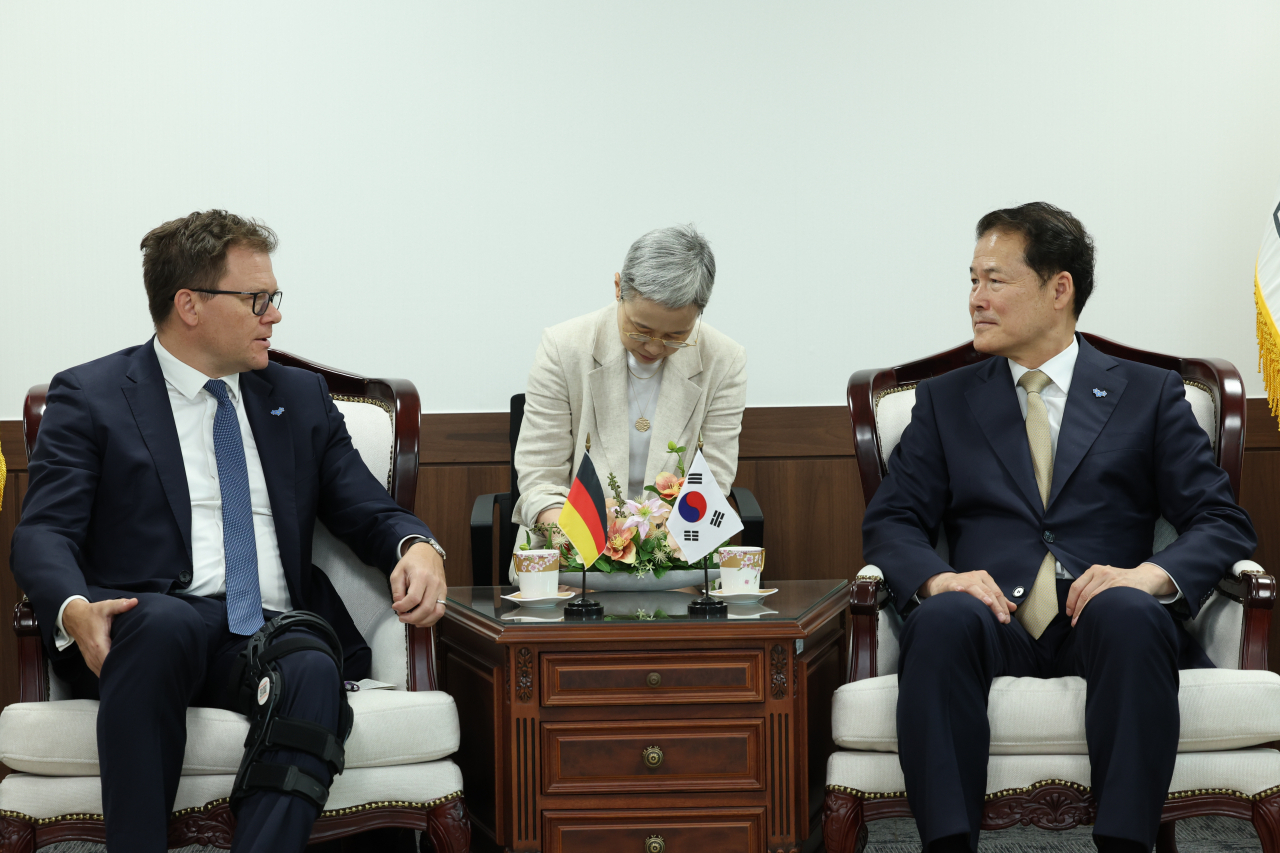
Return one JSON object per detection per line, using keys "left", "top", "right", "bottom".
{"left": 437, "top": 581, "right": 849, "bottom": 853}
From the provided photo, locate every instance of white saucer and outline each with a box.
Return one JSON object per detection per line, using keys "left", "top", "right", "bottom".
{"left": 501, "top": 590, "right": 575, "bottom": 608}
{"left": 725, "top": 601, "right": 780, "bottom": 619}
{"left": 501, "top": 611, "right": 566, "bottom": 622}
{"left": 708, "top": 588, "right": 778, "bottom": 605}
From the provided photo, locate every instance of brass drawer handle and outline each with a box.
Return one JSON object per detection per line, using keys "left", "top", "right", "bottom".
{"left": 645, "top": 834, "right": 665, "bottom": 853}
{"left": 646, "top": 672, "right": 662, "bottom": 687}
{"left": 642, "top": 745, "right": 664, "bottom": 768}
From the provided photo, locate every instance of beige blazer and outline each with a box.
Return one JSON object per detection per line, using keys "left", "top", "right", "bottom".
{"left": 512, "top": 303, "right": 747, "bottom": 530}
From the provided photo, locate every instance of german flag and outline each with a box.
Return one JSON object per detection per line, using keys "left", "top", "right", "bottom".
{"left": 556, "top": 452, "right": 609, "bottom": 568}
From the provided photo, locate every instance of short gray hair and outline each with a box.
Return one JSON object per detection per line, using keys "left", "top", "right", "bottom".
{"left": 619, "top": 224, "right": 716, "bottom": 310}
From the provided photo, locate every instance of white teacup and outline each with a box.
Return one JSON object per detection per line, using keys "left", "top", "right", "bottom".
{"left": 514, "top": 549, "right": 560, "bottom": 599}
{"left": 716, "top": 546, "right": 765, "bottom": 594}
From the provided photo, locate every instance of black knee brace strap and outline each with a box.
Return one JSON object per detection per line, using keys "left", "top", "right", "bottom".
{"left": 229, "top": 611, "right": 354, "bottom": 811}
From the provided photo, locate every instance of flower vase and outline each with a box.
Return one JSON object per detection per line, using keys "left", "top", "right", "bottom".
{"left": 558, "top": 568, "right": 720, "bottom": 593}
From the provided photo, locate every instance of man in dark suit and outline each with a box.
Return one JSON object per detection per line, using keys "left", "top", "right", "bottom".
{"left": 11, "top": 210, "right": 448, "bottom": 852}
{"left": 862, "top": 202, "right": 1256, "bottom": 853}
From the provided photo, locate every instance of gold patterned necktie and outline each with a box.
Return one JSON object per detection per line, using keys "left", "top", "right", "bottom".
{"left": 1015, "top": 369, "right": 1058, "bottom": 639}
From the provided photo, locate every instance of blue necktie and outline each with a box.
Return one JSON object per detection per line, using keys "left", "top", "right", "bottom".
{"left": 204, "top": 380, "right": 265, "bottom": 635}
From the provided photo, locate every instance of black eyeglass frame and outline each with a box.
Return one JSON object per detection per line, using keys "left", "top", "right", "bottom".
{"left": 188, "top": 289, "right": 284, "bottom": 316}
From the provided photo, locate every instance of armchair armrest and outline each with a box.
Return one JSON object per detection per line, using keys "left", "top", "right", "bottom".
{"left": 407, "top": 625, "right": 439, "bottom": 692}
{"left": 730, "top": 486, "right": 764, "bottom": 548}
{"left": 1232, "top": 559, "right": 1269, "bottom": 579}
{"left": 1216, "top": 562, "right": 1275, "bottom": 671}
{"left": 848, "top": 566, "right": 886, "bottom": 684}
{"left": 13, "top": 599, "right": 47, "bottom": 703}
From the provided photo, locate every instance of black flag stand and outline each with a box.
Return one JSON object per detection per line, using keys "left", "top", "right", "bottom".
{"left": 687, "top": 552, "right": 727, "bottom": 618}
{"left": 564, "top": 559, "right": 603, "bottom": 619}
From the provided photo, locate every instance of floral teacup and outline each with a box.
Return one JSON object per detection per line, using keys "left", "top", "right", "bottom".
{"left": 514, "top": 549, "right": 560, "bottom": 598}
{"left": 716, "top": 546, "right": 765, "bottom": 594}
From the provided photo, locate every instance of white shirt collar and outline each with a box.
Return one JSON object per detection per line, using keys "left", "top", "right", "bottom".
{"left": 153, "top": 337, "right": 242, "bottom": 403}
{"left": 626, "top": 350, "right": 664, "bottom": 380}
{"left": 1007, "top": 335, "right": 1079, "bottom": 395}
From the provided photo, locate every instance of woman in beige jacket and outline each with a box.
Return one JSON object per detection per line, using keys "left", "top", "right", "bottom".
{"left": 512, "top": 224, "right": 747, "bottom": 541}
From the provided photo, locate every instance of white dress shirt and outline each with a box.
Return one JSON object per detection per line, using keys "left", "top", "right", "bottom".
{"left": 626, "top": 351, "right": 664, "bottom": 502}
{"left": 54, "top": 339, "right": 293, "bottom": 649}
{"left": 1007, "top": 338, "right": 1180, "bottom": 602}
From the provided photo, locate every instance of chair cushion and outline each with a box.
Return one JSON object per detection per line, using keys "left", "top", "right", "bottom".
{"left": 312, "top": 521, "right": 410, "bottom": 690}
{"left": 832, "top": 669, "right": 1280, "bottom": 754}
{"left": 333, "top": 398, "right": 394, "bottom": 491}
{"left": 826, "top": 748, "right": 1280, "bottom": 798}
{"left": 0, "top": 761, "right": 464, "bottom": 821}
{"left": 0, "top": 689, "right": 459, "bottom": 777}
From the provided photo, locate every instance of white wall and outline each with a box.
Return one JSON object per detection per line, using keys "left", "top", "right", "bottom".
{"left": 2, "top": 1, "right": 1278, "bottom": 420}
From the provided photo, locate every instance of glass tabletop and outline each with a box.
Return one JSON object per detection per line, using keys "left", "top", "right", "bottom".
{"left": 445, "top": 579, "right": 848, "bottom": 627}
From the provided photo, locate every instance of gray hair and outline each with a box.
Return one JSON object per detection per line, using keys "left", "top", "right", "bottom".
{"left": 618, "top": 224, "right": 716, "bottom": 310}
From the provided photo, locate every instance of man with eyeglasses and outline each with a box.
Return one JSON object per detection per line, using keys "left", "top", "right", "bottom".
{"left": 12, "top": 209, "right": 446, "bottom": 852}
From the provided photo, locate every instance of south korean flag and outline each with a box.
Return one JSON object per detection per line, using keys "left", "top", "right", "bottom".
{"left": 665, "top": 449, "right": 743, "bottom": 564}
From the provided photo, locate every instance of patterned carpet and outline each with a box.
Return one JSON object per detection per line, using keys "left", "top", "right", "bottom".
{"left": 859, "top": 816, "right": 1260, "bottom": 851}
{"left": 40, "top": 816, "right": 1261, "bottom": 852}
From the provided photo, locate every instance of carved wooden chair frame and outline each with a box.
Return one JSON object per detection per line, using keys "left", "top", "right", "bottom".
{"left": 6, "top": 348, "right": 470, "bottom": 851}
{"left": 825, "top": 334, "right": 1279, "bottom": 853}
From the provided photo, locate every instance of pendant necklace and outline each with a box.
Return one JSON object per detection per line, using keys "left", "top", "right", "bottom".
{"left": 627, "top": 362, "right": 661, "bottom": 433}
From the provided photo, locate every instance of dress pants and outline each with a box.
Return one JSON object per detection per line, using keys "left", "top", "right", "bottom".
{"left": 896, "top": 580, "right": 1210, "bottom": 853}
{"left": 53, "top": 593, "right": 341, "bottom": 853}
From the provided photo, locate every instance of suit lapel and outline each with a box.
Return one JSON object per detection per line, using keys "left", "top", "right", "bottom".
{"left": 644, "top": 345, "right": 703, "bottom": 486}
{"left": 1049, "top": 338, "right": 1125, "bottom": 507}
{"left": 240, "top": 369, "right": 300, "bottom": 583}
{"left": 122, "top": 342, "right": 193, "bottom": 562}
{"left": 586, "top": 307, "right": 631, "bottom": 485}
{"left": 965, "top": 357, "right": 1044, "bottom": 512}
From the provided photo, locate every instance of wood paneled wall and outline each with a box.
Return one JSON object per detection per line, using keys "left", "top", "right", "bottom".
{"left": 2, "top": 399, "right": 1279, "bottom": 718}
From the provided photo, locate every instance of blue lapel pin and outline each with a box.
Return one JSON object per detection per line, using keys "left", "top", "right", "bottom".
{"left": 270, "top": 406, "right": 285, "bottom": 416}
{"left": 1092, "top": 388, "right": 1107, "bottom": 398}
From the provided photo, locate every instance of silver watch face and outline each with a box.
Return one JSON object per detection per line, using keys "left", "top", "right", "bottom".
{"left": 426, "top": 538, "right": 446, "bottom": 560}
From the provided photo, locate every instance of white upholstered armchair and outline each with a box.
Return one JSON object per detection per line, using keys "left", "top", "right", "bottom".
{"left": 824, "top": 335, "right": 1280, "bottom": 853}
{"left": 0, "top": 350, "right": 469, "bottom": 852}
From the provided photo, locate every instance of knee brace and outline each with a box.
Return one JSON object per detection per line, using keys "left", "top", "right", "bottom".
{"left": 228, "top": 611, "right": 354, "bottom": 811}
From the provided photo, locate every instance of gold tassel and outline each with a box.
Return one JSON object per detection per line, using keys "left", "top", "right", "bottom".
{"left": 1256, "top": 271, "right": 1280, "bottom": 424}
{"left": 0, "top": 438, "right": 6, "bottom": 513}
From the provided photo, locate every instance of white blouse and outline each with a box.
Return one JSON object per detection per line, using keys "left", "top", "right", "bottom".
{"left": 626, "top": 351, "right": 664, "bottom": 502}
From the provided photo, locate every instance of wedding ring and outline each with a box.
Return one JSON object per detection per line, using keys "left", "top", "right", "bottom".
{"left": 437, "top": 599, "right": 447, "bottom": 605}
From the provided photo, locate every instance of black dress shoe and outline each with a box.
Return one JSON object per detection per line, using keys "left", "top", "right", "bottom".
{"left": 1094, "top": 834, "right": 1148, "bottom": 853}
{"left": 927, "top": 833, "right": 972, "bottom": 853}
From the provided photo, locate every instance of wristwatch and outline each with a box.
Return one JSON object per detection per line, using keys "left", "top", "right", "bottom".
{"left": 407, "top": 536, "right": 447, "bottom": 561}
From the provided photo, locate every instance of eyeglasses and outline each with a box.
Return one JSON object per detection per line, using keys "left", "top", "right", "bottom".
{"left": 189, "top": 289, "right": 284, "bottom": 316}
{"left": 620, "top": 302, "right": 700, "bottom": 349}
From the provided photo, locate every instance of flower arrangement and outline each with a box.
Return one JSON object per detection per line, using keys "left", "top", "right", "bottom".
{"left": 524, "top": 440, "right": 725, "bottom": 578}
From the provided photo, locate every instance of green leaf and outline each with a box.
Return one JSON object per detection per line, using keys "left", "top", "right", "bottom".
{"left": 644, "top": 485, "right": 660, "bottom": 495}
{"left": 651, "top": 562, "right": 670, "bottom": 579}
{"left": 675, "top": 446, "right": 686, "bottom": 454}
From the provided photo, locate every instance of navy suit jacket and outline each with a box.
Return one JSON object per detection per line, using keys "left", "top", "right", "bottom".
{"left": 11, "top": 340, "right": 434, "bottom": 675}
{"left": 862, "top": 336, "right": 1256, "bottom": 619}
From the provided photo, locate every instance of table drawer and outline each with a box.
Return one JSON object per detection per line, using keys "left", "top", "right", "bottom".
{"left": 544, "top": 807, "right": 765, "bottom": 853}
{"left": 542, "top": 719, "right": 765, "bottom": 794}
{"left": 541, "top": 650, "right": 764, "bottom": 706}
